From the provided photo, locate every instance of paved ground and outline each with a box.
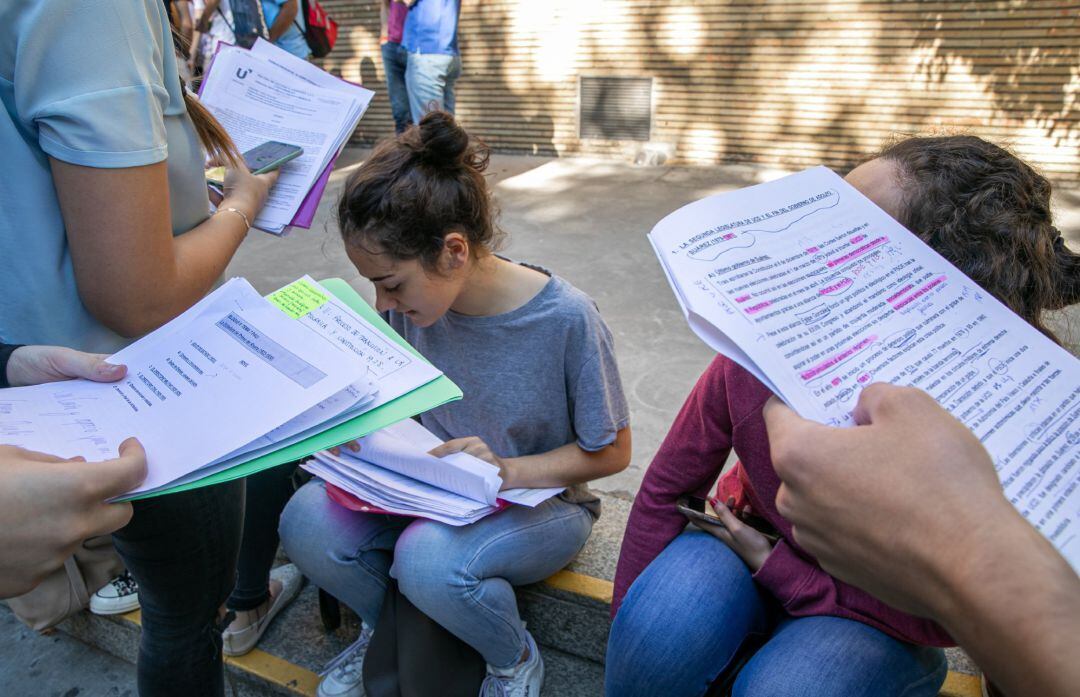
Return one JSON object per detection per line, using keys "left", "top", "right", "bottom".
{"left": 3, "top": 150, "right": 1078, "bottom": 693}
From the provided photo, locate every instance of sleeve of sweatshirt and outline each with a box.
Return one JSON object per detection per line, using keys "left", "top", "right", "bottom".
{"left": 611, "top": 356, "right": 734, "bottom": 616}
{"left": 753, "top": 540, "right": 954, "bottom": 646}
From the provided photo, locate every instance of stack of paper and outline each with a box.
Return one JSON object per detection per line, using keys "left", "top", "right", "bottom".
{"left": 0, "top": 276, "right": 462, "bottom": 499}
{"left": 304, "top": 419, "right": 565, "bottom": 526}
{"left": 198, "top": 39, "right": 375, "bottom": 234}
{"left": 650, "top": 166, "right": 1080, "bottom": 571}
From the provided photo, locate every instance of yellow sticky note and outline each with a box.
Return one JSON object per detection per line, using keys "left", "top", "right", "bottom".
{"left": 267, "top": 279, "right": 329, "bottom": 319}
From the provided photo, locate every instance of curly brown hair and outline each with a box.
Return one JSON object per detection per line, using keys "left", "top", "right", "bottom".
{"left": 337, "top": 111, "right": 503, "bottom": 271}
{"left": 878, "top": 135, "right": 1079, "bottom": 340}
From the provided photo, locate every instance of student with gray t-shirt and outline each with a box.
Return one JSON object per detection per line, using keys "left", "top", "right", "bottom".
{"left": 279, "top": 111, "right": 631, "bottom": 697}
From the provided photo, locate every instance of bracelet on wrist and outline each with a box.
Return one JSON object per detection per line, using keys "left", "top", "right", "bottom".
{"left": 218, "top": 206, "right": 252, "bottom": 230}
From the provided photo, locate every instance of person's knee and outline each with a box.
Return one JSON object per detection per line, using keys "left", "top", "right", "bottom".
{"left": 391, "top": 521, "right": 468, "bottom": 606}
{"left": 278, "top": 481, "right": 336, "bottom": 568}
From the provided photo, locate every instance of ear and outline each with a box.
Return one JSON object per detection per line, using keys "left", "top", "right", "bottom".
{"left": 440, "top": 231, "right": 470, "bottom": 270}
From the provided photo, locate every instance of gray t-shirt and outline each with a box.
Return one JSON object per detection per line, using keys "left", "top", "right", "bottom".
{"left": 386, "top": 264, "right": 630, "bottom": 517}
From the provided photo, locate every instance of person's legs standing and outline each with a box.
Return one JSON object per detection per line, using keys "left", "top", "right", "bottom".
{"left": 442, "top": 54, "right": 462, "bottom": 114}
{"left": 405, "top": 52, "right": 458, "bottom": 123}
{"left": 381, "top": 42, "right": 412, "bottom": 134}
{"left": 228, "top": 461, "right": 297, "bottom": 613}
{"left": 112, "top": 480, "right": 244, "bottom": 697}
{"left": 605, "top": 531, "right": 773, "bottom": 697}
{"left": 279, "top": 479, "right": 409, "bottom": 626}
{"left": 732, "top": 615, "right": 948, "bottom": 697}
{"left": 391, "top": 496, "right": 593, "bottom": 668}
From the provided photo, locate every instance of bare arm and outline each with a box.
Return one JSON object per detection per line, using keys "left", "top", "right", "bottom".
{"left": 380, "top": 0, "right": 390, "bottom": 42}
{"left": 429, "top": 427, "right": 632, "bottom": 490}
{"left": 196, "top": 0, "right": 219, "bottom": 32}
{"left": 764, "top": 386, "right": 1080, "bottom": 697}
{"left": 173, "top": 1, "right": 195, "bottom": 43}
{"left": 268, "top": 0, "right": 299, "bottom": 42}
{"left": 51, "top": 158, "right": 275, "bottom": 337}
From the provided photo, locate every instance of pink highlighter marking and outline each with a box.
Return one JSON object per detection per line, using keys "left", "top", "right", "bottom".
{"left": 805, "top": 246, "right": 820, "bottom": 254}
{"left": 745, "top": 301, "right": 772, "bottom": 315}
{"left": 800, "top": 335, "right": 878, "bottom": 381}
{"left": 850, "top": 234, "right": 867, "bottom": 244}
{"left": 886, "top": 284, "right": 914, "bottom": 303}
{"left": 734, "top": 295, "right": 752, "bottom": 303}
{"left": 818, "top": 278, "right": 853, "bottom": 295}
{"left": 891, "top": 275, "right": 946, "bottom": 310}
{"left": 826, "top": 236, "right": 888, "bottom": 268}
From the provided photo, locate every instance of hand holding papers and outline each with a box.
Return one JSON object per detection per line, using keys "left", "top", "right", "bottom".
{"left": 304, "top": 420, "right": 565, "bottom": 526}
{"left": 198, "top": 39, "right": 374, "bottom": 234}
{"left": 0, "top": 277, "right": 461, "bottom": 499}
{"left": 650, "top": 167, "right": 1080, "bottom": 571}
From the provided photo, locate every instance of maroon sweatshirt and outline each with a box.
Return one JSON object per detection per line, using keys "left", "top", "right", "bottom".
{"left": 612, "top": 355, "right": 953, "bottom": 647}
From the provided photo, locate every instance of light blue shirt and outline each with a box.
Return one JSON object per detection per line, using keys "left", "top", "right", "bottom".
{"left": 402, "top": 0, "right": 460, "bottom": 55}
{"left": 0, "top": 0, "right": 211, "bottom": 352}
{"left": 262, "top": 0, "right": 311, "bottom": 60}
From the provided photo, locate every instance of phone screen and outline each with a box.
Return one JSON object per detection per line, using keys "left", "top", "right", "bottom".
{"left": 242, "top": 141, "right": 303, "bottom": 174}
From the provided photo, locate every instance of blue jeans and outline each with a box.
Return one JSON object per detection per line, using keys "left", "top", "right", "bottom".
{"left": 112, "top": 480, "right": 243, "bottom": 696}
{"left": 404, "top": 51, "right": 462, "bottom": 123}
{"left": 606, "top": 532, "right": 947, "bottom": 697}
{"left": 280, "top": 479, "right": 593, "bottom": 668}
{"left": 381, "top": 42, "right": 412, "bottom": 134}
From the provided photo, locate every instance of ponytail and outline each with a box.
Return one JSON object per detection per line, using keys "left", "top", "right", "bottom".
{"left": 181, "top": 89, "right": 241, "bottom": 167}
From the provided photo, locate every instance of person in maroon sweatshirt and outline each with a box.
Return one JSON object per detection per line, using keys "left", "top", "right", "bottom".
{"left": 607, "top": 135, "right": 1079, "bottom": 697}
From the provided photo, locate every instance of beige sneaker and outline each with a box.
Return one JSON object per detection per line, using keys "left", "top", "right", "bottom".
{"left": 223, "top": 563, "right": 303, "bottom": 657}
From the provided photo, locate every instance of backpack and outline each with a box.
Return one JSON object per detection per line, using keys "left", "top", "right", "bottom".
{"left": 297, "top": 0, "right": 338, "bottom": 58}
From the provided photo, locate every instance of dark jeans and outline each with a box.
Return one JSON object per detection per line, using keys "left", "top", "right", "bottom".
{"left": 112, "top": 480, "right": 244, "bottom": 697}
{"left": 227, "top": 462, "right": 301, "bottom": 612}
{"left": 381, "top": 41, "right": 412, "bottom": 134}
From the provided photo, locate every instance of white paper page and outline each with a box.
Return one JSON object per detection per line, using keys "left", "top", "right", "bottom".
{"left": 498, "top": 486, "right": 565, "bottom": 507}
{"left": 271, "top": 277, "right": 444, "bottom": 410}
{"left": 199, "top": 47, "right": 360, "bottom": 232}
{"left": 302, "top": 460, "right": 492, "bottom": 526}
{"left": 650, "top": 166, "right": 1080, "bottom": 569}
{"left": 348, "top": 419, "right": 502, "bottom": 503}
{"left": 311, "top": 452, "right": 491, "bottom": 515}
{"left": 251, "top": 38, "right": 374, "bottom": 107}
{"left": 211, "top": 378, "right": 377, "bottom": 465}
{"left": 0, "top": 280, "right": 366, "bottom": 494}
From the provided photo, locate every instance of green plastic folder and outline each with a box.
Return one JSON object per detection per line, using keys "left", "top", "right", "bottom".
{"left": 130, "top": 278, "right": 463, "bottom": 500}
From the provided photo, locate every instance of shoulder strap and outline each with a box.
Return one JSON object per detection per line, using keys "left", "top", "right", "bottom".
{"left": 216, "top": 5, "right": 236, "bottom": 34}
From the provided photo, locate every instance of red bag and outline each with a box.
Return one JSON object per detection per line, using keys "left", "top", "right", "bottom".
{"left": 299, "top": 0, "right": 338, "bottom": 58}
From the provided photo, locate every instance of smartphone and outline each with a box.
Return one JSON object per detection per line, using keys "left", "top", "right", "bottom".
{"left": 242, "top": 140, "right": 304, "bottom": 174}
{"left": 676, "top": 495, "right": 781, "bottom": 542}
{"left": 205, "top": 141, "right": 304, "bottom": 185}
{"left": 676, "top": 495, "right": 725, "bottom": 527}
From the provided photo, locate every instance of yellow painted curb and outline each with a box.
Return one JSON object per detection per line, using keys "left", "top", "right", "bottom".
{"left": 543, "top": 569, "right": 614, "bottom": 604}
{"left": 940, "top": 670, "right": 982, "bottom": 697}
{"left": 119, "top": 610, "right": 319, "bottom": 696}
{"left": 118, "top": 584, "right": 980, "bottom": 697}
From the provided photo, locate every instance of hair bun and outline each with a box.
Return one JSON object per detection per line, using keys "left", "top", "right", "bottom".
{"left": 416, "top": 111, "right": 469, "bottom": 164}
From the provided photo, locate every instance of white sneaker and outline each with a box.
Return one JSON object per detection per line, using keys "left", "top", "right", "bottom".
{"left": 89, "top": 570, "right": 140, "bottom": 615}
{"left": 317, "top": 624, "right": 374, "bottom": 697}
{"left": 479, "top": 631, "right": 544, "bottom": 697}
{"left": 223, "top": 563, "right": 304, "bottom": 657}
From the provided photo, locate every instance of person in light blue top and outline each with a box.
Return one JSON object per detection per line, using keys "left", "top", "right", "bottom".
{"left": 401, "top": 0, "right": 462, "bottom": 122}
{"left": 0, "top": 1, "right": 276, "bottom": 694}
{"left": 262, "top": 0, "right": 312, "bottom": 59}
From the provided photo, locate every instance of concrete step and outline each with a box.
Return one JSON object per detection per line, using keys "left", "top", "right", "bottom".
{"left": 53, "top": 492, "right": 981, "bottom": 697}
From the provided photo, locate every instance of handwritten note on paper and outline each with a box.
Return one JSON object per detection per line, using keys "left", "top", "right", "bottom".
{"left": 268, "top": 278, "right": 329, "bottom": 318}
{"left": 650, "top": 166, "right": 1080, "bottom": 569}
